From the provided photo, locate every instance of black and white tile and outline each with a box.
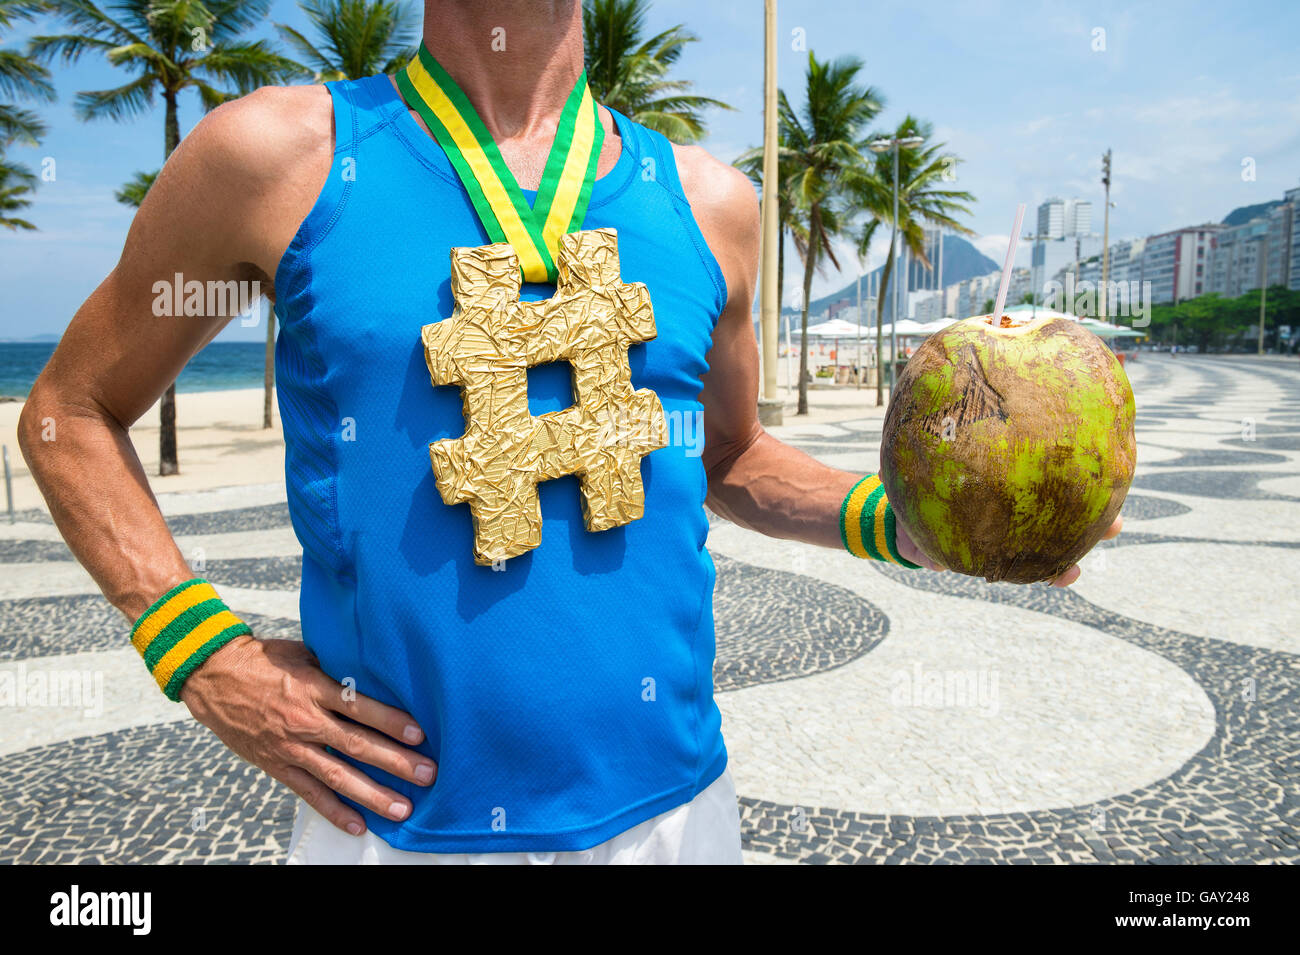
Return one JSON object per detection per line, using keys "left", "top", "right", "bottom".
{"left": 0, "top": 355, "right": 1295, "bottom": 864}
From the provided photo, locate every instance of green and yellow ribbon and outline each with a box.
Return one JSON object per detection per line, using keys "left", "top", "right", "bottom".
{"left": 396, "top": 43, "right": 605, "bottom": 283}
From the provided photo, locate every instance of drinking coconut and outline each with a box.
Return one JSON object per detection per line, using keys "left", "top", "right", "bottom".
{"left": 881, "top": 313, "right": 1136, "bottom": 583}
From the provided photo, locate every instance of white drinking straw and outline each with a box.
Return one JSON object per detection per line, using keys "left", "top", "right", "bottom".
{"left": 990, "top": 203, "right": 1026, "bottom": 322}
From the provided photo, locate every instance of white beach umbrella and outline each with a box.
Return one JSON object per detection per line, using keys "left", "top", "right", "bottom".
{"left": 805, "top": 318, "right": 866, "bottom": 339}
{"left": 891, "top": 319, "right": 929, "bottom": 336}
{"left": 914, "top": 318, "right": 958, "bottom": 335}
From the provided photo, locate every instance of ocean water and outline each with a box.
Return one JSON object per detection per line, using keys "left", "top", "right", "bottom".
{"left": 0, "top": 341, "right": 271, "bottom": 398}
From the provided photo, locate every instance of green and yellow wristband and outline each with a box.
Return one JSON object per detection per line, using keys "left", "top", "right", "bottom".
{"left": 840, "top": 474, "right": 921, "bottom": 568}
{"left": 129, "top": 578, "right": 250, "bottom": 702}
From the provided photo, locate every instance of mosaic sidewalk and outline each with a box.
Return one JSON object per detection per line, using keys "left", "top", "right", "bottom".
{"left": 0, "top": 355, "right": 1296, "bottom": 864}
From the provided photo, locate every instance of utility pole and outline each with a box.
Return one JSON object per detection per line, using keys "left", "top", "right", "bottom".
{"left": 1074, "top": 234, "right": 1081, "bottom": 314}
{"left": 757, "top": 0, "right": 782, "bottom": 425}
{"left": 784, "top": 312, "right": 793, "bottom": 396}
{"left": 855, "top": 270, "right": 863, "bottom": 389}
{"left": 1258, "top": 237, "right": 1268, "bottom": 355}
{"left": 869, "top": 133, "right": 924, "bottom": 398}
{"left": 2, "top": 445, "right": 13, "bottom": 524}
{"left": 936, "top": 228, "right": 944, "bottom": 298}
{"left": 1100, "top": 149, "right": 1112, "bottom": 320}
{"left": 891, "top": 145, "right": 900, "bottom": 394}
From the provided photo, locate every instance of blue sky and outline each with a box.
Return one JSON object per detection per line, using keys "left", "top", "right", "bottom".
{"left": 2, "top": 0, "right": 1298, "bottom": 340}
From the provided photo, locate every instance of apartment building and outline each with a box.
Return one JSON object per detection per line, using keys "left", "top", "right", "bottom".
{"left": 1144, "top": 225, "right": 1222, "bottom": 304}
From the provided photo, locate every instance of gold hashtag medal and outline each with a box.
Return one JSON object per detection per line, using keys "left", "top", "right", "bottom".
{"left": 422, "top": 228, "right": 667, "bottom": 565}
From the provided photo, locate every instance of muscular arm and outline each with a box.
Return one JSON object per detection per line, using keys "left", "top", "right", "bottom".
{"left": 678, "top": 149, "right": 1114, "bottom": 583}
{"left": 19, "top": 86, "right": 434, "bottom": 834}
{"left": 18, "top": 87, "right": 321, "bottom": 618}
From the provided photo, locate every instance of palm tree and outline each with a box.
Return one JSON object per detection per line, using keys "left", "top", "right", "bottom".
{"left": 1, "top": 1, "right": 53, "bottom": 118}
{"left": 115, "top": 167, "right": 272, "bottom": 430}
{"left": 273, "top": 0, "right": 417, "bottom": 432}
{"left": 735, "top": 154, "right": 829, "bottom": 400}
{"left": 32, "top": 0, "right": 300, "bottom": 475}
{"left": 276, "top": 0, "right": 417, "bottom": 81}
{"left": 854, "top": 116, "right": 974, "bottom": 406}
{"left": 775, "top": 52, "right": 883, "bottom": 415}
{"left": 1, "top": 0, "right": 54, "bottom": 207}
{"left": 0, "top": 99, "right": 42, "bottom": 152}
{"left": 114, "top": 169, "right": 157, "bottom": 208}
{"left": 734, "top": 147, "right": 797, "bottom": 363}
{"left": 0, "top": 162, "right": 34, "bottom": 228}
{"left": 270, "top": 0, "right": 419, "bottom": 432}
{"left": 582, "top": 0, "right": 730, "bottom": 144}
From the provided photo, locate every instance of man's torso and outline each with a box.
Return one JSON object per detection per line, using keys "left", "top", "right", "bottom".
{"left": 268, "top": 74, "right": 733, "bottom": 852}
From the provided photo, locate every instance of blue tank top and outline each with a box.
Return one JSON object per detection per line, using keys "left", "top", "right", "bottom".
{"left": 272, "top": 74, "right": 729, "bottom": 852}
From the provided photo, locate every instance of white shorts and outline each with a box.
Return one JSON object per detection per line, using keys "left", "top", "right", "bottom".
{"left": 285, "top": 768, "right": 743, "bottom": 865}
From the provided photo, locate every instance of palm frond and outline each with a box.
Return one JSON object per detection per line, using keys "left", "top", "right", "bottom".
{"left": 277, "top": 0, "right": 417, "bottom": 81}
{"left": 191, "top": 76, "right": 229, "bottom": 109}
{"left": 114, "top": 167, "right": 157, "bottom": 207}
{"left": 274, "top": 23, "right": 332, "bottom": 75}
{"left": 104, "top": 39, "right": 173, "bottom": 71}
{"left": 379, "top": 44, "right": 416, "bottom": 75}
{"left": 0, "top": 101, "right": 46, "bottom": 144}
{"left": 73, "top": 72, "right": 154, "bottom": 120}
{"left": 26, "top": 32, "right": 116, "bottom": 65}
{"left": 193, "top": 40, "right": 301, "bottom": 92}
{"left": 0, "top": 48, "right": 55, "bottom": 101}
{"left": 0, "top": 163, "right": 37, "bottom": 229}
{"left": 0, "top": 0, "right": 52, "bottom": 30}
{"left": 583, "top": 0, "right": 729, "bottom": 143}
{"left": 32, "top": 0, "right": 149, "bottom": 51}
{"left": 0, "top": 152, "right": 36, "bottom": 183}
{"left": 201, "top": 0, "right": 272, "bottom": 44}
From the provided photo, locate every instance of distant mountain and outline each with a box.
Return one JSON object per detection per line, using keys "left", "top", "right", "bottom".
{"left": 802, "top": 234, "right": 998, "bottom": 316}
{"left": 1221, "top": 200, "right": 1283, "bottom": 227}
{"left": 0, "top": 333, "right": 60, "bottom": 343}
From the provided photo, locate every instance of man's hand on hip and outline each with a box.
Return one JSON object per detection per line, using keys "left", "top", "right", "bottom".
{"left": 180, "top": 635, "right": 435, "bottom": 836}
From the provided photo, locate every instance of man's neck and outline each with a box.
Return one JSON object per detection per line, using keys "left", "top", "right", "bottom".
{"left": 423, "top": 0, "right": 585, "bottom": 141}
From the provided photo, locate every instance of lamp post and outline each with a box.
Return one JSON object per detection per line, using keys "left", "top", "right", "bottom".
{"left": 1074, "top": 234, "right": 1081, "bottom": 309}
{"left": 1100, "top": 149, "right": 1112, "bottom": 320}
{"left": 935, "top": 226, "right": 944, "bottom": 296}
{"left": 855, "top": 269, "right": 863, "bottom": 389}
{"left": 757, "top": 0, "right": 782, "bottom": 425}
{"left": 1258, "top": 237, "right": 1268, "bottom": 355}
{"left": 869, "top": 133, "right": 924, "bottom": 399}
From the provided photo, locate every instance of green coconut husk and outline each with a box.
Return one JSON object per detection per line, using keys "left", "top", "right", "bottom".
{"left": 881, "top": 314, "right": 1136, "bottom": 584}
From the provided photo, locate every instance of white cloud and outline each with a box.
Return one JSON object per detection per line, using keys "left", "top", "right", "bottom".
{"left": 973, "top": 234, "right": 1032, "bottom": 269}
{"left": 1019, "top": 115, "right": 1057, "bottom": 135}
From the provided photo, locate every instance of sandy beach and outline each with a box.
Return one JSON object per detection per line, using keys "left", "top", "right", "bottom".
{"left": 0, "top": 382, "right": 893, "bottom": 516}
{"left": 0, "top": 388, "right": 286, "bottom": 514}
